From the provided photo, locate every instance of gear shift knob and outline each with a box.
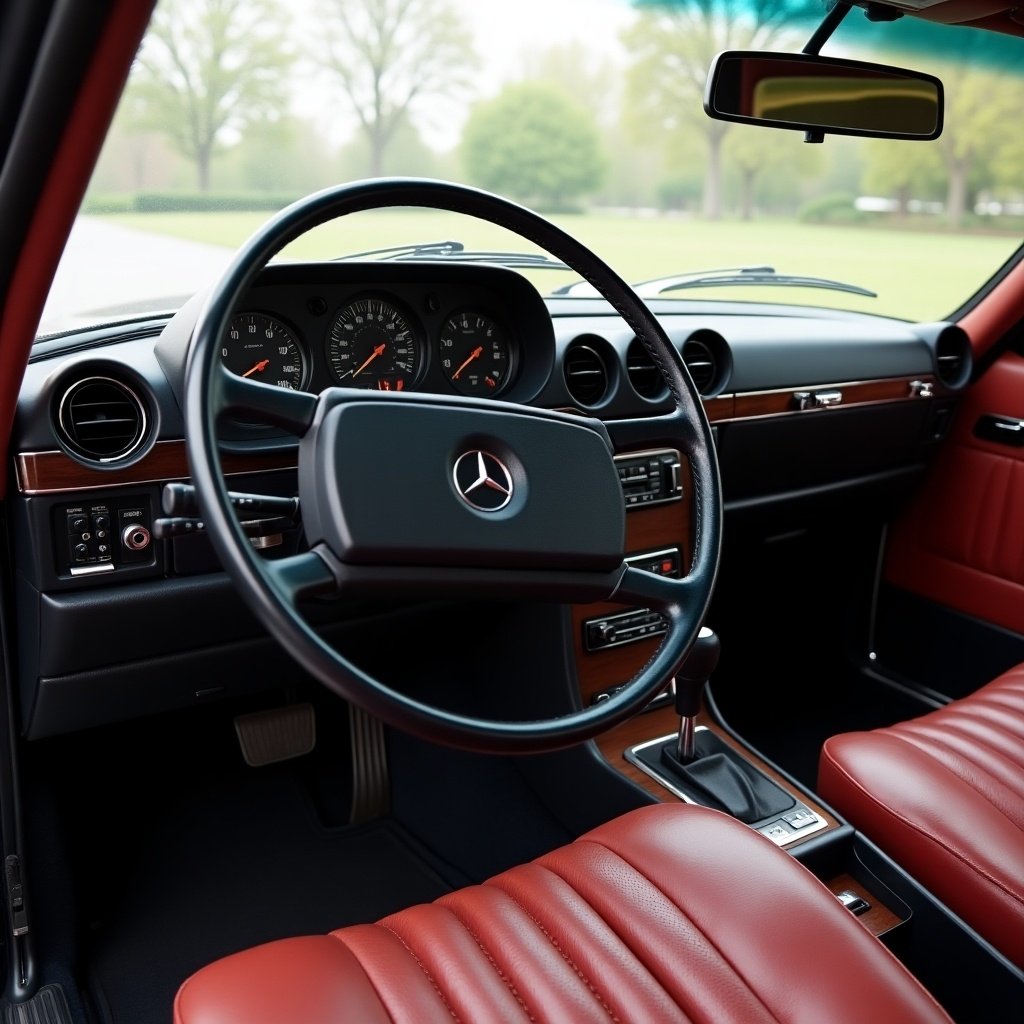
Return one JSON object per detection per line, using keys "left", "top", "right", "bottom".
{"left": 674, "top": 626, "right": 721, "bottom": 762}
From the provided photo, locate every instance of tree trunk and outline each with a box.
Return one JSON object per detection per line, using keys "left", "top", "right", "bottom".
{"left": 703, "top": 131, "right": 724, "bottom": 221}
{"left": 740, "top": 169, "right": 756, "bottom": 221}
{"left": 370, "top": 129, "right": 385, "bottom": 178}
{"left": 946, "top": 161, "right": 969, "bottom": 228}
{"left": 197, "top": 147, "right": 211, "bottom": 192}
{"left": 896, "top": 184, "right": 910, "bottom": 217}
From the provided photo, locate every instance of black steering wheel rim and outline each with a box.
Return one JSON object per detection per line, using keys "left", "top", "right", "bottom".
{"left": 184, "top": 177, "right": 722, "bottom": 754}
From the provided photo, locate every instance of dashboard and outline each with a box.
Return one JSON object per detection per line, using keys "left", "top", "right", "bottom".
{"left": 10, "top": 260, "right": 974, "bottom": 738}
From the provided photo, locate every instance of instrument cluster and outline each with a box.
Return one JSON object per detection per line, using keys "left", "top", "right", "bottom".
{"left": 218, "top": 261, "right": 548, "bottom": 401}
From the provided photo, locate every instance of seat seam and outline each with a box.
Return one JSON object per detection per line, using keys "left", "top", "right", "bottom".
{"left": 861, "top": 730, "right": 1024, "bottom": 830}
{"left": 897, "top": 711, "right": 1024, "bottom": 751}
{"left": 485, "top": 874, "right": 621, "bottom": 1022}
{"left": 436, "top": 903, "right": 536, "bottom": 1022}
{"left": 821, "top": 748, "right": 1024, "bottom": 906}
{"left": 373, "top": 922, "right": 461, "bottom": 1022}
{"left": 548, "top": 840, "right": 784, "bottom": 1024}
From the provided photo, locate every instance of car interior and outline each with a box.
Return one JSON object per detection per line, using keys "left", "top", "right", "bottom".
{"left": 0, "top": 1, "right": 1022, "bottom": 1022}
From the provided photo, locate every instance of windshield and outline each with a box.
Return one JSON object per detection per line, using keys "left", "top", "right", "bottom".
{"left": 42, "top": 0, "right": 1024, "bottom": 334}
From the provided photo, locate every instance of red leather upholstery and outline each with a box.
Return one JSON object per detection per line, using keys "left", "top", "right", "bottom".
{"left": 175, "top": 803, "right": 951, "bottom": 1023}
{"left": 819, "top": 666, "right": 1024, "bottom": 969}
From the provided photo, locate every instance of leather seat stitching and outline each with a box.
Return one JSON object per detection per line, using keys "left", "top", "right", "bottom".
{"left": 821, "top": 748, "right": 1024, "bottom": 906}
{"left": 552, "top": 840, "right": 784, "bottom": 1024}
{"left": 374, "top": 922, "right": 462, "bottom": 1022}
{"left": 437, "top": 904, "right": 536, "bottom": 1022}
{"left": 902, "top": 709, "right": 1024, "bottom": 748}
{"left": 487, "top": 875, "right": 621, "bottom": 1022}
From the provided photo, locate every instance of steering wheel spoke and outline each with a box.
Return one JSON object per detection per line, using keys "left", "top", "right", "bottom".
{"left": 213, "top": 363, "right": 318, "bottom": 435}
{"left": 605, "top": 406, "right": 694, "bottom": 453}
{"left": 611, "top": 563, "right": 697, "bottom": 613}
{"left": 264, "top": 548, "right": 339, "bottom": 602}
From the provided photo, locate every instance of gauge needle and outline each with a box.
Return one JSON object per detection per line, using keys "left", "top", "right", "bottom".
{"left": 242, "top": 359, "right": 270, "bottom": 377}
{"left": 453, "top": 346, "right": 483, "bottom": 380}
{"left": 353, "top": 343, "right": 386, "bottom": 378}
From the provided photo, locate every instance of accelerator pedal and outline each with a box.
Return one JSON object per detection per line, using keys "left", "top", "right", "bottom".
{"left": 3, "top": 985, "right": 72, "bottom": 1024}
{"left": 349, "top": 704, "right": 390, "bottom": 822}
{"left": 234, "top": 703, "right": 316, "bottom": 767}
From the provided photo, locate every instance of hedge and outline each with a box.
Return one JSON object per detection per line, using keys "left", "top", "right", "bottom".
{"left": 81, "top": 192, "right": 301, "bottom": 214}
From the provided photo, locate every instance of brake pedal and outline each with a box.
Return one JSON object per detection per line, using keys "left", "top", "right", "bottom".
{"left": 234, "top": 703, "right": 316, "bottom": 767}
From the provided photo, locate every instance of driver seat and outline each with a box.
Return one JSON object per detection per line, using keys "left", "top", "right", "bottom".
{"left": 174, "top": 804, "right": 951, "bottom": 1023}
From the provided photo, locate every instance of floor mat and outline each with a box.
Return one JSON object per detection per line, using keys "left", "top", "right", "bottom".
{"left": 85, "top": 767, "right": 456, "bottom": 1024}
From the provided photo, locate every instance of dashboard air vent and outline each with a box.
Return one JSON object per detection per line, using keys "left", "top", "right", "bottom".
{"left": 57, "top": 376, "right": 148, "bottom": 463}
{"left": 935, "top": 326, "right": 971, "bottom": 388}
{"left": 563, "top": 341, "right": 609, "bottom": 406}
{"left": 626, "top": 338, "right": 666, "bottom": 399}
{"left": 682, "top": 337, "right": 717, "bottom": 395}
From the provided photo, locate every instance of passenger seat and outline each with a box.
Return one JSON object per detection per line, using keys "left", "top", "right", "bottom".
{"left": 818, "top": 665, "right": 1024, "bottom": 969}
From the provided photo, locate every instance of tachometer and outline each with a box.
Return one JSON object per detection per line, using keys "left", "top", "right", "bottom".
{"left": 326, "top": 295, "right": 422, "bottom": 391}
{"left": 222, "top": 312, "right": 307, "bottom": 391}
{"left": 439, "top": 311, "right": 512, "bottom": 396}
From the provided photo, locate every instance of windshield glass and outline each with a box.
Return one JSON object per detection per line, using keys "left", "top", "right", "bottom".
{"left": 42, "top": 0, "right": 1024, "bottom": 334}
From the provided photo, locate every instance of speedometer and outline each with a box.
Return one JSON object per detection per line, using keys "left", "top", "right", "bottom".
{"left": 325, "top": 295, "right": 422, "bottom": 391}
{"left": 222, "top": 312, "right": 307, "bottom": 391}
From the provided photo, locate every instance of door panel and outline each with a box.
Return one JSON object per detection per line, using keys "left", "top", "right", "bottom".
{"left": 884, "top": 352, "right": 1024, "bottom": 637}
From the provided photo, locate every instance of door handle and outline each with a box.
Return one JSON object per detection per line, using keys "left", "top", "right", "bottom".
{"left": 974, "top": 414, "right": 1024, "bottom": 447}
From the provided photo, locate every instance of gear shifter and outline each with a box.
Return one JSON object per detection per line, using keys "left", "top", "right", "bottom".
{"left": 674, "top": 626, "right": 721, "bottom": 763}
{"left": 631, "top": 625, "right": 797, "bottom": 825}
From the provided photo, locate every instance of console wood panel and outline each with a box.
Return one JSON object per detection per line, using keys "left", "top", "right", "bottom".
{"left": 825, "top": 873, "right": 904, "bottom": 938}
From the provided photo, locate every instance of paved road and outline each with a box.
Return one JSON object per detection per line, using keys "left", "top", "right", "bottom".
{"left": 41, "top": 216, "right": 237, "bottom": 333}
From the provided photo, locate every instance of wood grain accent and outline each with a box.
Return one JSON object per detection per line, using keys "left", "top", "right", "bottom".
{"left": 16, "top": 440, "right": 298, "bottom": 494}
{"left": 702, "top": 394, "right": 735, "bottom": 422}
{"left": 731, "top": 375, "right": 938, "bottom": 421}
{"left": 571, "top": 491, "right": 691, "bottom": 705}
{"left": 825, "top": 873, "right": 904, "bottom": 938}
{"left": 594, "top": 704, "right": 841, "bottom": 850}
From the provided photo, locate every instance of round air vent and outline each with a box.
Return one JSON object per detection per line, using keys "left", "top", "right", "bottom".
{"left": 935, "top": 325, "right": 972, "bottom": 389}
{"left": 626, "top": 338, "right": 666, "bottom": 399}
{"left": 679, "top": 330, "right": 730, "bottom": 397}
{"left": 57, "top": 376, "right": 148, "bottom": 463}
{"left": 563, "top": 340, "right": 610, "bottom": 406}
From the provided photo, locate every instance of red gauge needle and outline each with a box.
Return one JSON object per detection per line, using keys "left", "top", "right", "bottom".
{"left": 453, "top": 346, "right": 483, "bottom": 380}
{"left": 242, "top": 359, "right": 270, "bottom": 378}
{"left": 353, "top": 343, "right": 386, "bottom": 378}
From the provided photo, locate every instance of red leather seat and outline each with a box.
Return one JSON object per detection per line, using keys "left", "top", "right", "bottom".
{"left": 819, "top": 665, "right": 1024, "bottom": 970}
{"left": 175, "top": 803, "right": 951, "bottom": 1023}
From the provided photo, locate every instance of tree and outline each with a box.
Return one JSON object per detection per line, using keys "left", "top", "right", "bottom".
{"left": 316, "top": 0, "right": 478, "bottom": 178}
{"left": 861, "top": 139, "right": 943, "bottom": 216}
{"left": 461, "top": 83, "right": 607, "bottom": 211}
{"left": 131, "top": 0, "right": 292, "bottom": 191}
{"left": 622, "top": 1, "right": 816, "bottom": 220}
{"left": 724, "top": 125, "right": 820, "bottom": 219}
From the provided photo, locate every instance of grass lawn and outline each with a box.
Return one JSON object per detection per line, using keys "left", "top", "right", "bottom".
{"left": 97, "top": 208, "right": 1021, "bottom": 322}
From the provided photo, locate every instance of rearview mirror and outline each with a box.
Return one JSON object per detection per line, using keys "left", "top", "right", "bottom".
{"left": 704, "top": 51, "right": 943, "bottom": 140}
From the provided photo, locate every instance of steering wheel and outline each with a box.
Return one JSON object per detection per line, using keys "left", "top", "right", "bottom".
{"left": 184, "top": 178, "right": 721, "bottom": 754}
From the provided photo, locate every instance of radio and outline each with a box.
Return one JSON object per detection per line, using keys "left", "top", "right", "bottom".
{"left": 615, "top": 449, "right": 683, "bottom": 509}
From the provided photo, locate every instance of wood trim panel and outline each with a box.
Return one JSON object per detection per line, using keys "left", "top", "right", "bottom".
{"left": 730, "top": 375, "right": 938, "bottom": 421}
{"left": 571, "top": 494, "right": 691, "bottom": 705}
{"left": 825, "top": 873, "right": 904, "bottom": 938}
{"left": 702, "top": 394, "right": 735, "bottom": 422}
{"left": 16, "top": 440, "right": 297, "bottom": 494}
{"left": 594, "top": 705, "right": 840, "bottom": 849}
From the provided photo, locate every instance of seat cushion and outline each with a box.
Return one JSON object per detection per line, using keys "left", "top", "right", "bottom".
{"left": 819, "top": 665, "right": 1024, "bottom": 969}
{"left": 175, "top": 803, "right": 950, "bottom": 1024}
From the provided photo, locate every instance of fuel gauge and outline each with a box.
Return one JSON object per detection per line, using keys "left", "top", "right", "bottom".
{"left": 439, "top": 311, "right": 512, "bottom": 397}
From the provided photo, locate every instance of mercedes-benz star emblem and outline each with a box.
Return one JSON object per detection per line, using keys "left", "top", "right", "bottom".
{"left": 453, "top": 450, "right": 514, "bottom": 512}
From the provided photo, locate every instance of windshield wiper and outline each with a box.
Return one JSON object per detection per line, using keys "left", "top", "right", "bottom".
{"left": 553, "top": 265, "right": 876, "bottom": 299}
{"left": 334, "top": 239, "right": 571, "bottom": 271}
